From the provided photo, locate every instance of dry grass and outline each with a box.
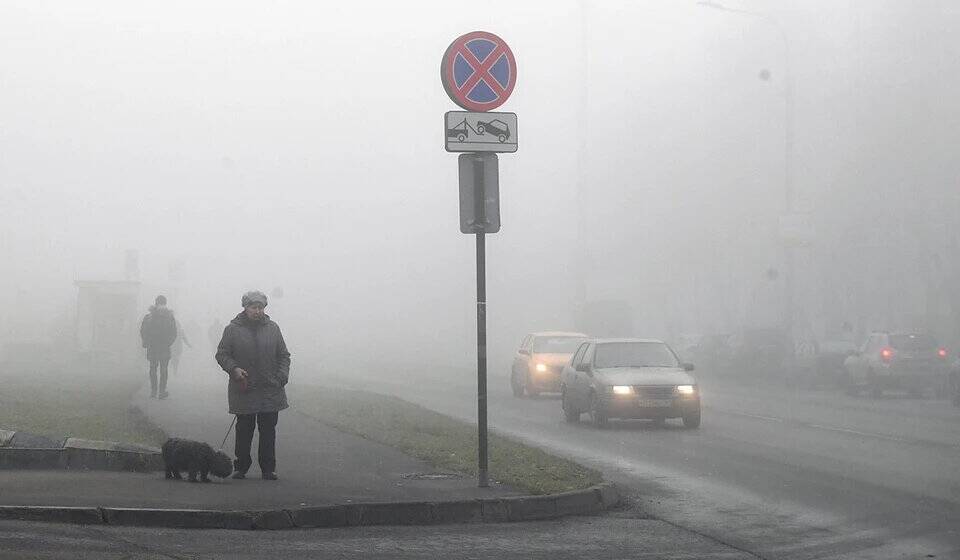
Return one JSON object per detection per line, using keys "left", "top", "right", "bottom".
{"left": 296, "top": 386, "right": 602, "bottom": 495}
{"left": 0, "top": 365, "right": 166, "bottom": 447}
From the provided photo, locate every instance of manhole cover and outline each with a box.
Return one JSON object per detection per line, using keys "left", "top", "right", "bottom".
{"left": 400, "top": 472, "right": 462, "bottom": 480}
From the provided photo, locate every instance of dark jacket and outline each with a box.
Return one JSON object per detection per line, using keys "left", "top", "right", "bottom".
{"left": 215, "top": 312, "right": 291, "bottom": 414}
{"left": 140, "top": 306, "right": 178, "bottom": 360}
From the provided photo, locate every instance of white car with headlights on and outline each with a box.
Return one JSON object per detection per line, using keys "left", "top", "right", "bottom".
{"left": 560, "top": 338, "right": 700, "bottom": 428}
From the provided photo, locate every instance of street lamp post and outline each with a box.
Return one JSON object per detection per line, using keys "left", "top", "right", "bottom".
{"left": 697, "top": 1, "right": 796, "bottom": 338}
{"left": 574, "top": 0, "right": 591, "bottom": 319}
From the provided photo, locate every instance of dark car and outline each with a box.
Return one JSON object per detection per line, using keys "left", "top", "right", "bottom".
{"left": 843, "top": 332, "right": 950, "bottom": 397}
{"left": 476, "top": 119, "right": 510, "bottom": 142}
{"left": 560, "top": 338, "right": 700, "bottom": 428}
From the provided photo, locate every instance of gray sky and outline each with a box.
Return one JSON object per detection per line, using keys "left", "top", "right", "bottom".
{"left": 2, "top": 1, "right": 959, "bottom": 366}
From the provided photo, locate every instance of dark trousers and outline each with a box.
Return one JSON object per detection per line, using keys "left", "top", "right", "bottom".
{"left": 148, "top": 357, "right": 170, "bottom": 395}
{"left": 234, "top": 412, "right": 279, "bottom": 474}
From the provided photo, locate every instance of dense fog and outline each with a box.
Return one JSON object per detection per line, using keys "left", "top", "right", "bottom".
{"left": 2, "top": 0, "right": 958, "bottom": 376}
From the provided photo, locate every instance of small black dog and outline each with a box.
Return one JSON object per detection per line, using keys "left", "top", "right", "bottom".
{"left": 162, "top": 438, "right": 233, "bottom": 483}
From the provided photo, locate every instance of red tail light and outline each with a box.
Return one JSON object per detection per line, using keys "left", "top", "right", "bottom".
{"left": 880, "top": 347, "right": 894, "bottom": 362}
{"left": 938, "top": 348, "right": 948, "bottom": 359}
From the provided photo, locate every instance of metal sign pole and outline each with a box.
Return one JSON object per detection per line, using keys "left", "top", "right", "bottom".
{"left": 476, "top": 230, "right": 489, "bottom": 488}
{"left": 473, "top": 154, "right": 489, "bottom": 488}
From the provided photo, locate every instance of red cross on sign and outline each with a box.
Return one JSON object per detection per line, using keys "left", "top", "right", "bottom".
{"left": 441, "top": 31, "right": 517, "bottom": 112}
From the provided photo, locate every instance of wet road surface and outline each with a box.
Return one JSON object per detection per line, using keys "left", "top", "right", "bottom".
{"left": 321, "top": 364, "right": 960, "bottom": 559}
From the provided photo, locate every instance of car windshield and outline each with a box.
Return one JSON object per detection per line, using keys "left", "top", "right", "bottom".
{"left": 532, "top": 337, "right": 587, "bottom": 353}
{"left": 889, "top": 334, "right": 938, "bottom": 351}
{"left": 594, "top": 342, "right": 680, "bottom": 368}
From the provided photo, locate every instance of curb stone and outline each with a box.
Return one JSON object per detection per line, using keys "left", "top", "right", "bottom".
{"left": 0, "top": 448, "right": 63, "bottom": 470}
{"left": 253, "top": 509, "right": 294, "bottom": 530}
{"left": 10, "top": 432, "right": 65, "bottom": 449}
{"left": 0, "top": 430, "right": 162, "bottom": 472}
{"left": 556, "top": 488, "right": 603, "bottom": 516}
{"left": 507, "top": 495, "right": 558, "bottom": 521}
{"left": 596, "top": 482, "right": 621, "bottom": 508}
{"left": 0, "top": 506, "right": 103, "bottom": 525}
{"left": 0, "top": 483, "right": 621, "bottom": 530}
{"left": 434, "top": 499, "right": 483, "bottom": 524}
{"left": 290, "top": 505, "right": 349, "bottom": 528}
{"left": 101, "top": 508, "right": 255, "bottom": 530}
{"left": 355, "top": 501, "right": 435, "bottom": 526}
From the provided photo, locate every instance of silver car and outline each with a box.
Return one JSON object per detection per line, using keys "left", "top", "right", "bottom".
{"left": 560, "top": 338, "right": 700, "bottom": 428}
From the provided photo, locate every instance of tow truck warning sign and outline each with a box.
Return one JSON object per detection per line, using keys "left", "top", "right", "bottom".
{"left": 444, "top": 111, "right": 518, "bottom": 153}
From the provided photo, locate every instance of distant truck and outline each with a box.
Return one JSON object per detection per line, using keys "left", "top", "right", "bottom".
{"left": 447, "top": 120, "right": 470, "bottom": 142}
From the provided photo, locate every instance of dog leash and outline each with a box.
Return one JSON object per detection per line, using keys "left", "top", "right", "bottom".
{"left": 219, "top": 415, "right": 237, "bottom": 451}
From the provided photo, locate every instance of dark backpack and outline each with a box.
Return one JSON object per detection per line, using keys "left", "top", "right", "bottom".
{"left": 141, "top": 310, "right": 177, "bottom": 348}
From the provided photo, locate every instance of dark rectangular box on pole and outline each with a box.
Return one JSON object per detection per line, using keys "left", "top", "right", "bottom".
{"left": 458, "top": 153, "right": 500, "bottom": 234}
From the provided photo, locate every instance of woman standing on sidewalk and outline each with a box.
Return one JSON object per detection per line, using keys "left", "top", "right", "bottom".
{"left": 215, "top": 290, "right": 291, "bottom": 480}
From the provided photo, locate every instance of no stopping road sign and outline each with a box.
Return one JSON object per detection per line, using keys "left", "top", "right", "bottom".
{"left": 441, "top": 31, "right": 517, "bottom": 112}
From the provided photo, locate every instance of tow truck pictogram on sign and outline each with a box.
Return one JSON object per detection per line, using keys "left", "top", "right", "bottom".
{"left": 444, "top": 111, "right": 518, "bottom": 153}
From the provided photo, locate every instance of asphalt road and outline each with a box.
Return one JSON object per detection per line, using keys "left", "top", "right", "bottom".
{"left": 319, "top": 364, "right": 960, "bottom": 560}
{"left": 0, "top": 513, "right": 754, "bottom": 560}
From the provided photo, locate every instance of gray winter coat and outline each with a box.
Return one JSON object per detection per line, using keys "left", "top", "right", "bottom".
{"left": 215, "top": 312, "right": 291, "bottom": 415}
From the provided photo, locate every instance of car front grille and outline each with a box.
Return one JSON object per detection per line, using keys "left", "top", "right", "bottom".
{"left": 634, "top": 386, "right": 676, "bottom": 399}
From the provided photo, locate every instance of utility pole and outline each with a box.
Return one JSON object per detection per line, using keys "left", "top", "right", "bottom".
{"left": 697, "top": 1, "right": 795, "bottom": 337}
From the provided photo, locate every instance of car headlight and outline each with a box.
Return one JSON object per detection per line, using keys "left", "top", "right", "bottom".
{"left": 535, "top": 363, "right": 548, "bottom": 373}
{"left": 611, "top": 385, "right": 634, "bottom": 395}
{"left": 677, "top": 385, "right": 696, "bottom": 395}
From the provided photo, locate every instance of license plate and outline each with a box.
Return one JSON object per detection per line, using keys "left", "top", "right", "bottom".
{"left": 637, "top": 399, "right": 673, "bottom": 408}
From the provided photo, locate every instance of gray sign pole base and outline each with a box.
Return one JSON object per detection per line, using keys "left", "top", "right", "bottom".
{"left": 476, "top": 231, "right": 488, "bottom": 488}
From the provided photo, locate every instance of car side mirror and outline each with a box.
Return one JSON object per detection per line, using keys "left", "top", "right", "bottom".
{"left": 576, "top": 362, "right": 590, "bottom": 374}
{"left": 519, "top": 349, "right": 529, "bottom": 356}
{"left": 682, "top": 363, "right": 695, "bottom": 372}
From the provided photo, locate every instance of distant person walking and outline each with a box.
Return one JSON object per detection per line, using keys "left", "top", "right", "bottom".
{"left": 140, "top": 295, "right": 178, "bottom": 399}
{"left": 215, "top": 291, "right": 291, "bottom": 480}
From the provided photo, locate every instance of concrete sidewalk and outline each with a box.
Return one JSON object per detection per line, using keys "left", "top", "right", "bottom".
{"left": 127, "top": 372, "right": 518, "bottom": 509}
{"left": 0, "top": 363, "right": 623, "bottom": 530}
{"left": 0, "top": 360, "right": 522, "bottom": 512}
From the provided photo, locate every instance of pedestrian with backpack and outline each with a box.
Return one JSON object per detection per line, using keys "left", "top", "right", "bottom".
{"left": 140, "top": 295, "right": 178, "bottom": 399}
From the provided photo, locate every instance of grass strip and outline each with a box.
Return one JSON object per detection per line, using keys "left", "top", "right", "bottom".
{"left": 0, "top": 367, "right": 166, "bottom": 447}
{"left": 296, "top": 385, "right": 602, "bottom": 495}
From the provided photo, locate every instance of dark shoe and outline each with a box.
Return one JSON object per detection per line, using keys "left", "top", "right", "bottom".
{"left": 158, "top": 391, "right": 169, "bottom": 400}
{"left": 149, "top": 391, "right": 157, "bottom": 399}
{"left": 231, "top": 471, "right": 246, "bottom": 479}
{"left": 261, "top": 472, "right": 278, "bottom": 481}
